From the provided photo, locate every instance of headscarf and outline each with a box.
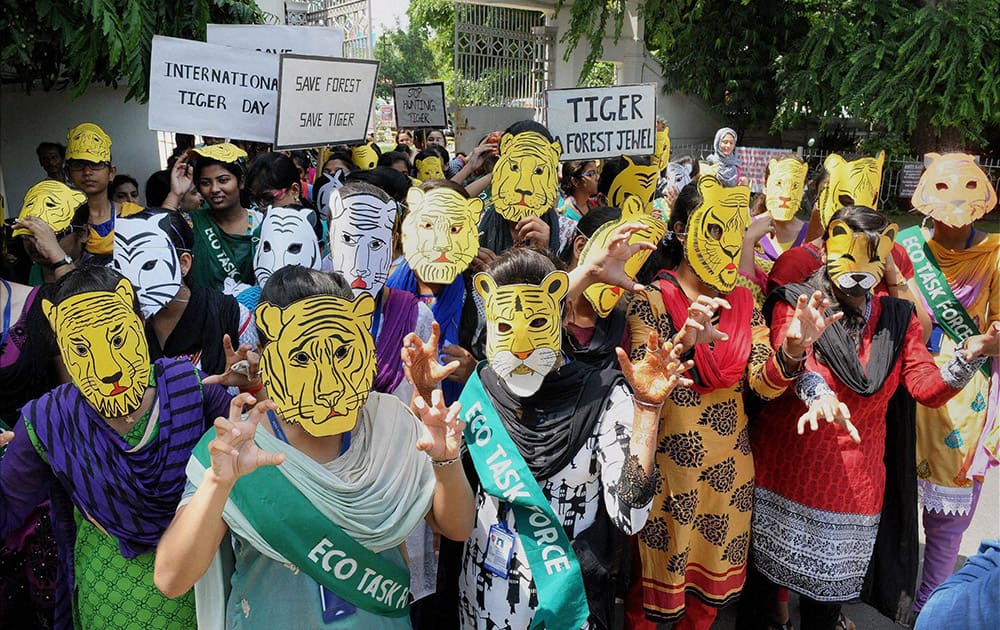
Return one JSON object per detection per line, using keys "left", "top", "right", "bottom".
{"left": 707, "top": 127, "right": 739, "bottom": 187}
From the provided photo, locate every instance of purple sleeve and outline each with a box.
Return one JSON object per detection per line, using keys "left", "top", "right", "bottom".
{"left": 200, "top": 381, "right": 233, "bottom": 430}
{"left": 0, "top": 416, "right": 54, "bottom": 538}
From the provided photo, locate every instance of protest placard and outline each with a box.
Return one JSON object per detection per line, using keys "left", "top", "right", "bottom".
{"left": 392, "top": 82, "right": 447, "bottom": 129}
{"left": 545, "top": 84, "right": 656, "bottom": 160}
{"left": 149, "top": 35, "right": 278, "bottom": 142}
{"left": 274, "top": 54, "right": 379, "bottom": 149}
{"left": 207, "top": 24, "right": 345, "bottom": 57}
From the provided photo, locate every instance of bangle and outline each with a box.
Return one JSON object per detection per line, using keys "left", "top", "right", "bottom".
{"left": 632, "top": 396, "right": 663, "bottom": 411}
{"left": 889, "top": 278, "right": 908, "bottom": 288}
{"left": 430, "top": 456, "right": 460, "bottom": 467}
{"left": 780, "top": 344, "right": 807, "bottom": 363}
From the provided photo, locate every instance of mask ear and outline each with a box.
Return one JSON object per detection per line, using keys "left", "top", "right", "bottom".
{"left": 875, "top": 150, "right": 885, "bottom": 171}
{"left": 549, "top": 139, "right": 562, "bottom": 164}
{"left": 500, "top": 133, "right": 514, "bottom": 156}
{"left": 406, "top": 187, "right": 424, "bottom": 209}
{"left": 923, "top": 152, "right": 941, "bottom": 168}
{"left": 466, "top": 197, "right": 485, "bottom": 222}
{"left": 824, "top": 153, "right": 846, "bottom": 171}
{"left": 698, "top": 174, "right": 721, "bottom": 197}
{"left": 351, "top": 292, "right": 376, "bottom": 322}
{"left": 828, "top": 219, "right": 852, "bottom": 239}
{"left": 473, "top": 272, "right": 496, "bottom": 301}
{"left": 540, "top": 270, "right": 569, "bottom": 303}
{"left": 114, "top": 278, "right": 137, "bottom": 308}
{"left": 255, "top": 302, "right": 284, "bottom": 343}
{"left": 621, "top": 196, "right": 644, "bottom": 219}
{"left": 41, "top": 298, "right": 57, "bottom": 329}
{"left": 881, "top": 222, "right": 898, "bottom": 243}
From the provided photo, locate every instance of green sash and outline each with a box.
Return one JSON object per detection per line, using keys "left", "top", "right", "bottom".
{"left": 461, "top": 366, "right": 589, "bottom": 630}
{"left": 899, "top": 225, "right": 990, "bottom": 378}
{"left": 191, "top": 431, "right": 411, "bottom": 617}
{"left": 189, "top": 210, "right": 256, "bottom": 285}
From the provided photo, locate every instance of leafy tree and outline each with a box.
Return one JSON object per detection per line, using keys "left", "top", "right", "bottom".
{"left": 407, "top": 0, "right": 455, "bottom": 98}
{"left": 0, "top": 0, "right": 263, "bottom": 102}
{"left": 373, "top": 22, "right": 437, "bottom": 100}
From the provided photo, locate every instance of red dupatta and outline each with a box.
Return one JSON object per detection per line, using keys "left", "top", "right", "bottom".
{"left": 657, "top": 271, "right": 754, "bottom": 393}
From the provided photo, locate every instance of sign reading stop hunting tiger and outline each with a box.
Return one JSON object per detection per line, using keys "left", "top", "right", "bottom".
{"left": 393, "top": 82, "right": 447, "bottom": 129}
{"left": 545, "top": 83, "right": 657, "bottom": 160}
{"left": 274, "top": 54, "right": 379, "bottom": 150}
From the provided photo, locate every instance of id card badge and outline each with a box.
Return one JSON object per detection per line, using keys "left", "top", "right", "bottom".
{"left": 927, "top": 324, "right": 943, "bottom": 354}
{"left": 483, "top": 521, "right": 515, "bottom": 579}
{"left": 320, "top": 585, "right": 356, "bottom": 623}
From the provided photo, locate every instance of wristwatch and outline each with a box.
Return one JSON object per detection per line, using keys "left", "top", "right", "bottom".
{"left": 50, "top": 255, "right": 73, "bottom": 269}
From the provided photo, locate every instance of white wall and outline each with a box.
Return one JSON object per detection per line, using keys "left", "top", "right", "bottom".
{"left": 0, "top": 84, "right": 165, "bottom": 219}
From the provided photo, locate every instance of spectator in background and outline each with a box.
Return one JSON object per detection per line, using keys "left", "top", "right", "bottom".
{"left": 378, "top": 151, "right": 412, "bottom": 175}
{"left": 705, "top": 127, "right": 744, "bottom": 187}
{"left": 12, "top": 181, "right": 88, "bottom": 285}
{"left": 109, "top": 174, "right": 141, "bottom": 205}
{"left": 35, "top": 142, "right": 66, "bottom": 183}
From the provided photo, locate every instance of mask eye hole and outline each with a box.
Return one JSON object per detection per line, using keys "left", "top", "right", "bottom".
{"left": 510, "top": 163, "right": 519, "bottom": 172}
{"left": 292, "top": 351, "right": 309, "bottom": 364}
{"left": 497, "top": 322, "right": 512, "bottom": 333}
{"left": 534, "top": 166, "right": 544, "bottom": 176}
{"left": 936, "top": 182, "right": 949, "bottom": 191}
{"left": 334, "top": 346, "right": 349, "bottom": 359}
{"left": 111, "top": 335, "right": 124, "bottom": 349}
{"left": 288, "top": 243, "right": 302, "bottom": 255}
{"left": 529, "top": 317, "right": 547, "bottom": 329}
{"left": 75, "top": 344, "right": 88, "bottom": 357}
{"left": 141, "top": 260, "right": 156, "bottom": 271}
{"left": 966, "top": 180, "right": 978, "bottom": 190}
{"left": 707, "top": 224, "right": 723, "bottom": 240}
{"left": 838, "top": 194, "right": 854, "bottom": 206}
{"left": 262, "top": 241, "right": 272, "bottom": 252}
{"left": 450, "top": 225, "right": 462, "bottom": 235}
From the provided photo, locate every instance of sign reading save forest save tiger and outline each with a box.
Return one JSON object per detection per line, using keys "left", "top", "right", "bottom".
{"left": 545, "top": 84, "right": 656, "bottom": 160}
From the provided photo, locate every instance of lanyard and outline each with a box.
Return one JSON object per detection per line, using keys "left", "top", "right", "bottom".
{"left": 266, "top": 410, "right": 351, "bottom": 454}
{"left": 0, "top": 278, "right": 12, "bottom": 350}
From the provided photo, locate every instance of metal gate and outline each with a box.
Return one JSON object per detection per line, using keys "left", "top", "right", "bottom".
{"left": 453, "top": 2, "right": 553, "bottom": 110}
{"left": 298, "top": 0, "right": 373, "bottom": 59}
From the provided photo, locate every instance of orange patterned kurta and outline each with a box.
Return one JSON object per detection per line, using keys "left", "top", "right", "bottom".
{"left": 625, "top": 284, "right": 793, "bottom": 623}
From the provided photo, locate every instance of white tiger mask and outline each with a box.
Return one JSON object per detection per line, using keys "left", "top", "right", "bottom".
{"left": 113, "top": 212, "right": 182, "bottom": 318}
{"left": 327, "top": 187, "right": 398, "bottom": 298}
{"left": 254, "top": 206, "right": 322, "bottom": 288}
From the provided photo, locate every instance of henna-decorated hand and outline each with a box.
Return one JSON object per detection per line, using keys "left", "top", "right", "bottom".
{"left": 616, "top": 330, "right": 694, "bottom": 406}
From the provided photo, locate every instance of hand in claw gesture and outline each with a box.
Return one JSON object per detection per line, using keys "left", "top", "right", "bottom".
{"left": 616, "top": 330, "right": 695, "bottom": 406}
{"left": 402, "top": 322, "right": 460, "bottom": 404}
{"left": 202, "top": 334, "right": 261, "bottom": 389}
{"left": 784, "top": 291, "right": 844, "bottom": 355}
{"left": 674, "top": 295, "right": 732, "bottom": 348}
{"left": 413, "top": 389, "right": 465, "bottom": 462}
{"left": 583, "top": 222, "right": 656, "bottom": 293}
{"left": 798, "top": 393, "right": 860, "bottom": 444}
{"left": 208, "top": 394, "right": 285, "bottom": 486}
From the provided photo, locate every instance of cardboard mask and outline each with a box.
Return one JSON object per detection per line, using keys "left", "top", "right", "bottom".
{"left": 608, "top": 156, "right": 658, "bottom": 211}
{"left": 665, "top": 161, "right": 693, "bottom": 193}
{"left": 579, "top": 196, "right": 667, "bottom": 316}
{"left": 66, "top": 122, "right": 112, "bottom": 163}
{"left": 684, "top": 175, "right": 751, "bottom": 293}
{"left": 42, "top": 279, "right": 151, "bottom": 418}
{"left": 911, "top": 153, "right": 997, "bottom": 228}
{"left": 113, "top": 213, "right": 182, "bottom": 318}
{"left": 492, "top": 130, "right": 562, "bottom": 222}
{"left": 351, "top": 142, "right": 380, "bottom": 171}
{"left": 14, "top": 180, "right": 86, "bottom": 236}
{"left": 817, "top": 151, "right": 884, "bottom": 228}
{"left": 474, "top": 270, "right": 567, "bottom": 397}
{"left": 328, "top": 189, "right": 398, "bottom": 297}
{"left": 190, "top": 143, "right": 248, "bottom": 163}
{"left": 825, "top": 219, "right": 897, "bottom": 297}
{"left": 415, "top": 155, "right": 445, "bottom": 182}
{"left": 256, "top": 293, "right": 377, "bottom": 436}
{"left": 764, "top": 157, "right": 808, "bottom": 221}
{"left": 313, "top": 169, "right": 346, "bottom": 221}
{"left": 652, "top": 126, "right": 671, "bottom": 170}
{"left": 403, "top": 187, "right": 484, "bottom": 285}
{"left": 254, "top": 206, "right": 322, "bottom": 288}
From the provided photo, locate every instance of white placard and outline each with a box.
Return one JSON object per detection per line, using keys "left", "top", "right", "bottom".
{"left": 274, "top": 54, "right": 379, "bottom": 150}
{"left": 545, "top": 83, "right": 657, "bottom": 160}
{"left": 149, "top": 35, "right": 278, "bottom": 142}
{"left": 392, "top": 82, "right": 447, "bottom": 129}
{"left": 207, "top": 24, "right": 345, "bottom": 57}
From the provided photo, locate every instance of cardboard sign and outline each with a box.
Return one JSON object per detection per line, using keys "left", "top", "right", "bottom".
{"left": 545, "top": 84, "right": 656, "bottom": 160}
{"left": 207, "top": 24, "right": 345, "bottom": 56}
{"left": 899, "top": 161, "right": 924, "bottom": 198}
{"left": 393, "top": 82, "right": 447, "bottom": 129}
{"left": 734, "top": 147, "right": 795, "bottom": 193}
{"left": 274, "top": 54, "right": 379, "bottom": 150}
{"left": 149, "top": 35, "right": 278, "bottom": 142}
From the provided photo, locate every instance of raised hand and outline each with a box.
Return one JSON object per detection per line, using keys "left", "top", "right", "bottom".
{"left": 616, "top": 330, "right": 694, "bottom": 406}
{"left": 965, "top": 321, "right": 1000, "bottom": 359}
{"left": 202, "top": 334, "right": 261, "bottom": 389}
{"left": 797, "top": 393, "right": 860, "bottom": 443}
{"left": 673, "top": 295, "right": 732, "bottom": 349}
{"left": 402, "top": 322, "right": 460, "bottom": 403}
{"left": 583, "top": 222, "right": 656, "bottom": 293}
{"left": 208, "top": 394, "right": 285, "bottom": 485}
{"left": 514, "top": 215, "right": 550, "bottom": 249}
{"left": 784, "top": 291, "right": 844, "bottom": 355}
{"left": 0, "top": 430, "right": 14, "bottom": 449}
{"left": 413, "top": 389, "right": 465, "bottom": 462}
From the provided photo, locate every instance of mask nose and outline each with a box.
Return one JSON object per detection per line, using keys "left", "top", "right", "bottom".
{"left": 513, "top": 350, "right": 532, "bottom": 360}
{"left": 101, "top": 371, "right": 123, "bottom": 385}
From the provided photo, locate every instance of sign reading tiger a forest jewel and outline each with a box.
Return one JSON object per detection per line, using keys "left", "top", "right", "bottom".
{"left": 545, "top": 83, "right": 657, "bottom": 160}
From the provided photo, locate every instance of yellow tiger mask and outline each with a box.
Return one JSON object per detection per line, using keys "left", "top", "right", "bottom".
{"left": 685, "top": 175, "right": 751, "bottom": 293}
{"left": 764, "top": 157, "right": 808, "bottom": 221}
{"left": 351, "top": 142, "right": 380, "bottom": 171}
{"left": 579, "top": 196, "right": 667, "bottom": 316}
{"left": 493, "top": 130, "right": 562, "bottom": 222}
{"left": 825, "top": 219, "right": 897, "bottom": 297}
{"left": 42, "top": 279, "right": 151, "bottom": 418}
{"left": 66, "top": 122, "right": 112, "bottom": 163}
{"left": 607, "top": 155, "right": 658, "bottom": 211}
{"left": 256, "top": 293, "right": 377, "bottom": 437}
{"left": 14, "top": 180, "right": 86, "bottom": 236}
{"left": 817, "top": 152, "right": 885, "bottom": 228}
{"left": 911, "top": 152, "right": 997, "bottom": 228}
{"left": 652, "top": 127, "right": 671, "bottom": 170}
{"left": 403, "top": 187, "right": 484, "bottom": 285}
{"left": 474, "top": 270, "right": 567, "bottom": 397}
{"left": 415, "top": 155, "right": 445, "bottom": 182}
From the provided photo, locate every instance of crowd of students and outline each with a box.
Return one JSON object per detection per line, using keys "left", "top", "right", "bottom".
{"left": 0, "top": 118, "right": 997, "bottom": 630}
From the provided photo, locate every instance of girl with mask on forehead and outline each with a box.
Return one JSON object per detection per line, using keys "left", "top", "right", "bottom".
{"left": 0, "top": 266, "right": 236, "bottom": 629}
{"left": 704, "top": 127, "right": 743, "bottom": 188}
{"left": 623, "top": 176, "right": 841, "bottom": 630}
{"left": 740, "top": 206, "right": 1000, "bottom": 630}
{"left": 153, "top": 266, "right": 476, "bottom": 629}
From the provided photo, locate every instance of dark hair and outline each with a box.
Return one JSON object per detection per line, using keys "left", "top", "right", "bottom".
{"left": 597, "top": 155, "right": 651, "bottom": 197}
{"left": 559, "top": 205, "right": 621, "bottom": 265}
{"left": 36, "top": 142, "right": 66, "bottom": 159}
{"left": 257, "top": 267, "right": 353, "bottom": 338}
{"left": 487, "top": 246, "right": 565, "bottom": 287}
{"left": 245, "top": 152, "right": 300, "bottom": 196}
{"left": 324, "top": 149, "right": 356, "bottom": 172}
{"left": 502, "top": 120, "right": 553, "bottom": 144}
{"left": 145, "top": 170, "right": 170, "bottom": 207}
{"left": 192, "top": 154, "right": 245, "bottom": 183}
{"left": 420, "top": 178, "right": 469, "bottom": 198}
{"left": 427, "top": 144, "right": 450, "bottom": 165}
{"left": 51, "top": 266, "right": 141, "bottom": 315}
{"left": 393, "top": 144, "right": 412, "bottom": 155}
{"left": 378, "top": 151, "right": 411, "bottom": 170}
{"left": 559, "top": 160, "right": 594, "bottom": 197}
{"left": 345, "top": 166, "right": 411, "bottom": 203}
{"left": 109, "top": 174, "right": 139, "bottom": 200}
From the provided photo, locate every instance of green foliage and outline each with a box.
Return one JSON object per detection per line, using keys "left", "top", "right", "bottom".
{"left": 0, "top": 0, "right": 262, "bottom": 102}
{"left": 407, "top": 0, "right": 455, "bottom": 99}
{"left": 579, "top": 61, "right": 616, "bottom": 87}
{"left": 374, "top": 22, "right": 437, "bottom": 100}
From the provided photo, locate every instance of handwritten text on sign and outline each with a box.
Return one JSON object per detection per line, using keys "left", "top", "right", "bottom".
{"left": 148, "top": 36, "right": 278, "bottom": 142}
{"left": 392, "top": 82, "right": 447, "bottom": 128}
{"left": 545, "top": 84, "right": 656, "bottom": 160}
{"left": 207, "top": 23, "right": 345, "bottom": 57}
{"left": 274, "top": 54, "right": 379, "bottom": 149}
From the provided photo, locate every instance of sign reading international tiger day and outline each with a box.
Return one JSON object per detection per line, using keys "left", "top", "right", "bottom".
{"left": 274, "top": 54, "right": 379, "bottom": 149}
{"left": 545, "top": 84, "right": 657, "bottom": 160}
{"left": 149, "top": 35, "right": 278, "bottom": 142}
{"left": 393, "top": 82, "right": 447, "bottom": 128}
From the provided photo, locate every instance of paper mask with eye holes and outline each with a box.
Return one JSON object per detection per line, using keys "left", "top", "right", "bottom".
{"left": 817, "top": 151, "right": 885, "bottom": 228}
{"left": 66, "top": 122, "right": 112, "bottom": 163}
{"left": 652, "top": 127, "right": 671, "bottom": 170}
{"left": 42, "top": 279, "right": 151, "bottom": 419}
{"left": 579, "top": 196, "right": 667, "bottom": 316}
{"left": 474, "top": 270, "right": 568, "bottom": 397}
{"left": 328, "top": 189, "right": 398, "bottom": 297}
{"left": 14, "top": 180, "right": 86, "bottom": 236}
{"left": 607, "top": 156, "right": 658, "bottom": 211}
{"left": 492, "top": 130, "right": 562, "bottom": 222}
{"left": 256, "top": 293, "right": 377, "bottom": 437}
{"left": 351, "top": 142, "right": 380, "bottom": 171}
{"left": 113, "top": 212, "right": 183, "bottom": 318}
{"left": 911, "top": 152, "right": 997, "bottom": 228}
{"left": 825, "top": 219, "right": 897, "bottom": 297}
{"left": 415, "top": 154, "right": 445, "bottom": 182}
{"left": 764, "top": 157, "right": 809, "bottom": 221}
{"left": 684, "top": 175, "right": 751, "bottom": 293}
{"left": 254, "top": 206, "right": 322, "bottom": 288}
{"left": 313, "top": 169, "right": 346, "bottom": 221}
{"left": 403, "top": 187, "right": 484, "bottom": 285}
{"left": 665, "top": 161, "right": 693, "bottom": 194}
